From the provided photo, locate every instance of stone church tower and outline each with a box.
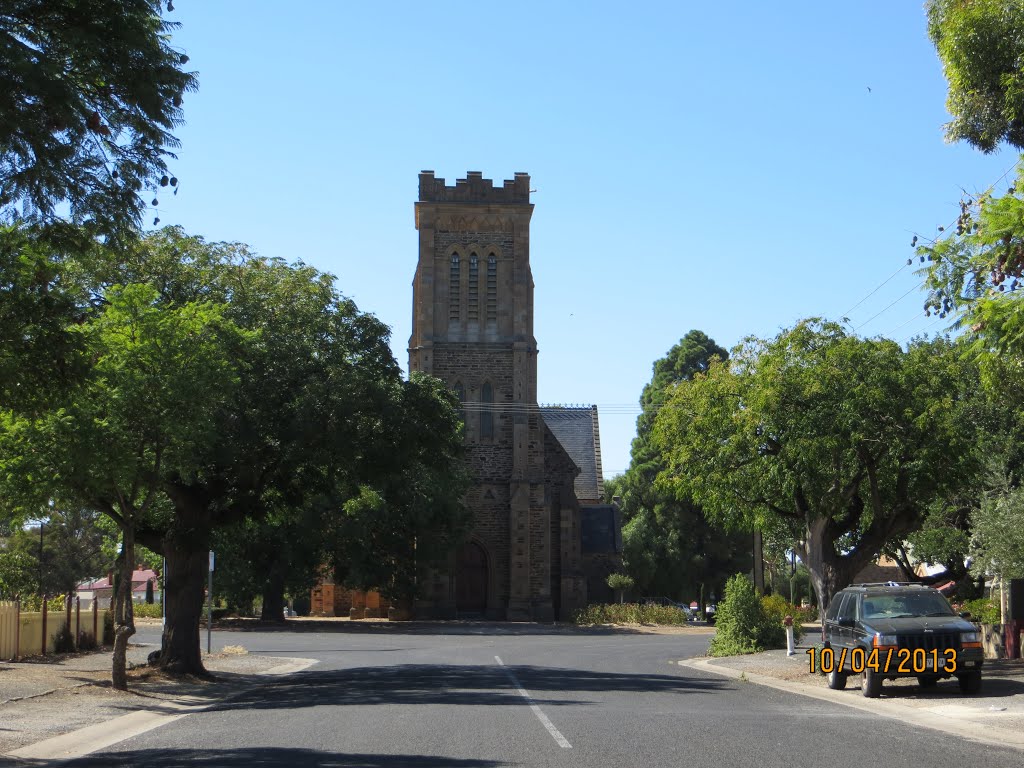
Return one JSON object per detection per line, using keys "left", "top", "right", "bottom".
{"left": 409, "top": 171, "right": 586, "bottom": 621}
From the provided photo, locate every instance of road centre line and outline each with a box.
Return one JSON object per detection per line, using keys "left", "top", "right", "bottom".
{"left": 494, "top": 655, "right": 572, "bottom": 749}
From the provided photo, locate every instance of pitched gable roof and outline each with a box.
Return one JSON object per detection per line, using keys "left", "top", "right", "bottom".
{"left": 539, "top": 405, "right": 605, "bottom": 502}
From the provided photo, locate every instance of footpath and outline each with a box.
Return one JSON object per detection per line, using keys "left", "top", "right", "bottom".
{"left": 680, "top": 627, "right": 1024, "bottom": 751}
{"left": 0, "top": 631, "right": 316, "bottom": 763}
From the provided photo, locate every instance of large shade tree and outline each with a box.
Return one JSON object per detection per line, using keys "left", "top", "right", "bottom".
{"left": 653, "top": 320, "right": 982, "bottom": 611}
{"left": 614, "top": 331, "right": 750, "bottom": 607}
{"left": 337, "top": 372, "right": 470, "bottom": 611}
{"left": 0, "top": 282, "right": 242, "bottom": 688}
{"left": 0, "top": 0, "right": 197, "bottom": 239}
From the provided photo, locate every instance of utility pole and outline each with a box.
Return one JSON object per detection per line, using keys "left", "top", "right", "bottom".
{"left": 752, "top": 530, "right": 765, "bottom": 595}
{"left": 38, "top": 520, "right": 44, "bottom": 597}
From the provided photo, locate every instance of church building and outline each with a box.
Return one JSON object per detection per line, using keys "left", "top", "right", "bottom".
{"left": 311, "top": 172, "right": 619, "bottom": 621}
{"left": 409, "top": 171, "right": 616, "bottom": 621}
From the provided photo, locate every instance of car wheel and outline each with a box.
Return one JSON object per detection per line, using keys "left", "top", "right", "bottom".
{"left": 862, "top": 668, "right": 882, "bottom": 698}
{"left": 917, "top": 675, "right": 938, "bottom": 689}
{"left": 957, "top": 671, "right": 982, "bottom": 694}
{"left": 827, "top": 667, "right": 848, "bottom": 690}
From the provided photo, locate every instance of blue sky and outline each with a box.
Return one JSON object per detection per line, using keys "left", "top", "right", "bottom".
{"left": 160, "top": 2, "right": 1013, "bottom": 479}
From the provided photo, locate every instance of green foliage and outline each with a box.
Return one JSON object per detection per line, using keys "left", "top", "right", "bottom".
{"left": 708, "top": 575, "right": 785, "bottom": 656}
{"left": 102, "top": 610, "right": 114, "bottom": 645}
{"left": 606, "top": 573, "right": 634, "bottom": 591}
{"left": 928, "top": 0, "right": 1024, "bottom": 152}
{"left": 654, "top": 320, "right": 983, "bottom": 609}
{"left": 133, "top": 602, "right": 162, "bottom": 619}
{"left": 0, "top": 510, "right": 112, "bottom": 600}
{"left": 971, "top": 480, "right": 1024, "bottom": 580}
{"left": 961, "top": 597, "right": 1001, "bottom": 624}
{"left": 760, "top": 593, "right": 804, "bottom": 640}
{"left": 336, "top": 372, "right": 470, "bottom": 606}
{"left": 52, "top": 623, "right": 75, "bottom": 653}
{"left": 0, "top": 1, "right": 198, "bottom": 238}
{"left": 573, "top": 603, "right": 691, "bottom": 626}
{"left": 919, "top": 163, "right": 1024, "bottom": 386}
{"left": 616, "top": 330, "right": 749, "bottom": 602}
{"left": 0, "top": 227, "right": 96, "bottom": 412}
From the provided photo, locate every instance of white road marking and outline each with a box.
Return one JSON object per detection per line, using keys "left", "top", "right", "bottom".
{"left": 7, "top": 707, "right": 189, "bottom": 760}
{"left": 3, "top": 657, "right": 319, "bottom": 761}
{"left": 494, "top": 655, "right": 572, "bottom": 749}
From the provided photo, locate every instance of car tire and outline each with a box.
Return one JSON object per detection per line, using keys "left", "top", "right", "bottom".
{"left": 957, "top": 671, "right": 982, "bottom": 694}
{"left": 917, "top": 675, "right": 938, "bottom": 689}
{"left": 862, "top": 668, "right": 882, "bottom": 698}
{"left": 827, "top": 667, "right": 848, "bottom": 690}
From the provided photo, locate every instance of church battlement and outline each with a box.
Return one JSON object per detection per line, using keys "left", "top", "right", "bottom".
{"left": 418, "top": 171, "right": 531, "bottom": 204}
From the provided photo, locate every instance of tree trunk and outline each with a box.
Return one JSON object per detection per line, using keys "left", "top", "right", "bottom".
{"left": 159, "top": 540, "right": 211, "bottom": 677}
{"left": 111, "top": 530, "right": 136, "bottom": 691}
{"left": 802, "top": 517, "right": 870, "bottom": 614}
{"left": 260, "top": 567, "right": 287, "bottom": 622}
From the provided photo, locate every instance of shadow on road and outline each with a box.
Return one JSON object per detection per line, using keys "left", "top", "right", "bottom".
{"left": 208, "top": 662, "right": 724, "bottom": 713}
{"left": 213, "top": 619, "right": 692, "bottom": 637}
{"left": 57, "top": 748, "right": 504, "bottom": 767}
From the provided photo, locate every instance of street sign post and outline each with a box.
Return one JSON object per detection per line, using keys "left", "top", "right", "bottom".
{"left": 207, "top": 551, "right": 214, "bottom": 655}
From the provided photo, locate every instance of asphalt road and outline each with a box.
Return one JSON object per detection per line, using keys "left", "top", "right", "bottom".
{"left": 56, "top": 623, "right": 1021, "bottom": 767}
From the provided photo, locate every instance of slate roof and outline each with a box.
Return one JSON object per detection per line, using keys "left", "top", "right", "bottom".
{"left": 540, "top": 405, "right": 605, "bottom": 502}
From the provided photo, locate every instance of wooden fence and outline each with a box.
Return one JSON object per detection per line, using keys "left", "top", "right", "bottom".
{"left": 0, "top": 598, "right": 104, "bottom": 660}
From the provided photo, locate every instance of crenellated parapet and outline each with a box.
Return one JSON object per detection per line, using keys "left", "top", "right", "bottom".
{"left": 419, "top": 170, "right": 531, "bottom": 204}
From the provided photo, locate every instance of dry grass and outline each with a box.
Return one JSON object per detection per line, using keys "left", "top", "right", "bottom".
{"left": 220, "top": 645, "right": 248, "bottom": 655}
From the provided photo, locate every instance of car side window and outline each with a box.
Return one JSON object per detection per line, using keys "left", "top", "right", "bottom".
{"left": 826, "top": 593, "right": 847, "bottom": 622}
{"left": 839, "top": 594, "right": 857, "bottom": 622}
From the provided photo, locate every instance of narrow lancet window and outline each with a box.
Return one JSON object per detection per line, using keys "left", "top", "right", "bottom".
{"left": 449, "top": 254, "right": 460, "bottom": 320}
{"left": 468, "top": 254, "right": 479, "bottom": 320}
{"left": 486, "top": 254, "right": 497, "bottom": 321}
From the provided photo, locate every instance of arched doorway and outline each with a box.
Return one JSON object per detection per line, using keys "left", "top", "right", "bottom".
{"left": 456, "top": 541, "right": 488, "bottom": 616}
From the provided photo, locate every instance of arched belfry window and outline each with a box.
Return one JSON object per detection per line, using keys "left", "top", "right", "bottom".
{"left": 449, "top": 254, "right": 460, "bottom": 321}
{"left": 486, "top": 254, "right": 497, "bottom": 321}
{"left": 480, "top": 382, "right": 493, "bottom": 439}
{"left": 468, "top": 253, "right": 479, "bottom": 320}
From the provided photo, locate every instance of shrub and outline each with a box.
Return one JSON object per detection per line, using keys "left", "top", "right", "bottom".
{"left": 52, "top": 624, "right": 75, "bottom": 654}
{"left": 606, "top": 573, "right": 635, "bottom": 592}
{"left": 708, "top": 574, "right": 786, "bottom": 656}
{"left": 573, "top": 602, "right": 690, "bottom": 626}
{"left": 77, "top": 631, "right": 97, "bottom": 651}
{"left": 760, "top": 594, "right": 804, "bottom": 640}
{"left": 102, "top": 610, "right": 114, "bottom": 645}
{"left": 961, "top": 597, "right": 1001, "bottom": 624}
{"left": 133, "top": 602, "right": 163, "bottom": 619}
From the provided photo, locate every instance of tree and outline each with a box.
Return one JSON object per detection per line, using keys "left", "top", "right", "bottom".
{"left": 0, "top": 226, "right": 99, "bottom": 413}
{"left": 102, "top": 228, "right": 409, "bottom": 674}
{"left": 920, "top": 163, "right": 1024, "bottom": 369}
{"left": 653, "top": 320, "right": 981, "bottom": 611}
{"left": 337, "top": 373, "right": 470, "bottom": 610}
{"left": 615, "top": 331, "right": 749, "bottom": 606}
{"left": 0, "top": 282, "right": 243, "bottom": 688}
{"left": 927, "top": 0, "right": 1024, "bottom": 153}
{"left": 0, "top": 0, "right": 197, "bottom": 239}
{"left": 971, "top": 477, "right": 1024, "bottom": 581}
{"left": 0, "top": 509, "right": 111, "bottom": 599}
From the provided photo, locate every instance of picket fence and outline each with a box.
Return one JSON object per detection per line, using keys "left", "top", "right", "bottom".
{"left": 0, "top": 598, "right": 104, "bottom": 660}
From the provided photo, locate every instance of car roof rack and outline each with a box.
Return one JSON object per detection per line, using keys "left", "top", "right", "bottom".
{"left": 850, "top": 582, "right": 930, "bottom": 588}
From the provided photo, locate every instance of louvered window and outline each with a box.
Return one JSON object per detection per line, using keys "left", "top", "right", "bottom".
{"left": 486, "top": 255, "right": 497, "bottom": 321}
{"left": 449, "top": 254, "right": 460, "bottom": 320}
{"left": 468, "top": 254, "right": 479, "bottom": 320}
